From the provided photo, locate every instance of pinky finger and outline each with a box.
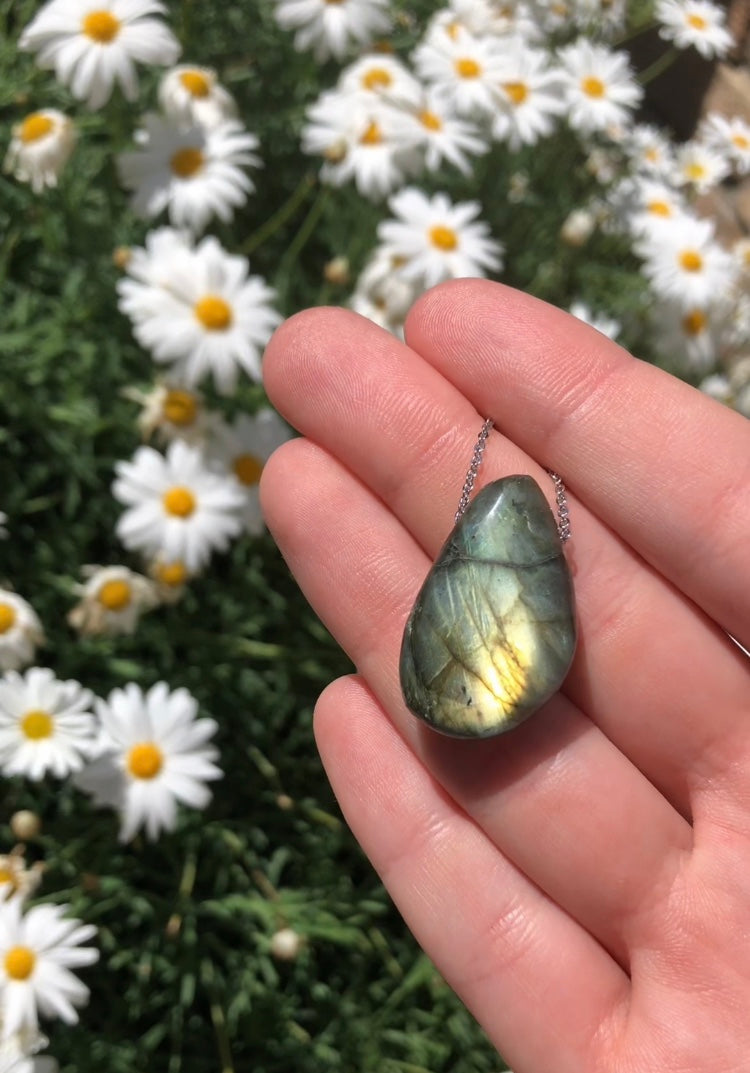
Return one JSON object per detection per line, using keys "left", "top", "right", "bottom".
{"left": 314, "top": 673, "right": 629, "bottom": 1073}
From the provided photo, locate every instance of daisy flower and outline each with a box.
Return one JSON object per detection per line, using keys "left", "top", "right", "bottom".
{"left": 349, "top": 246, "right": 420, "bottom": 335}
{"left": 557, "top": 39, "right": 642, "bottom": 135}
{"left": 378, "top": 188, "right": 503, "bottom": 290}
{"left": 112, "top": 441, "right": 245, "bottom": 571}
{"left": 19, "top": 0, "right": 180, "bottom": 110}
{"left": 405, "top": 88, "right": 488, "bottom": 176}
{"left": 624, "top": 123, "right": 675, "bottom": 177}
{"left": 117, "top": 114, "right": 260, "bottom": 233}
{"left": 0, "top": 899, "right": 98, "bottom": 1037}
{"left": 620, "top": 176, "right": 688, "bottom": 238}
{"left": 67, "top": 565, "right": 158, "bottom": 636}
{"left": 3, "top": 111, "right": 75, "bottom": 194}
{"left": 0, "top": 852, "right": 43, "bottom": 905}
{"left": 446, "top": 0, "right": 541, "bottom": 38}
{"left": 0, "top": 593, "right": 44, "bottom": 674}
{"left": 158, "top": 65, "right": 238, "bottom": 129}
{"left": 0, "top": 1031, "right": 57, "bottom": 1073}
{"left": 569, "top": 301, "right": 621, "bottom": 340}
{"left": 413, "top": 31, "right": 507, "bottom": 119}
{"left": 650, "top": 299, "right": 726, "bottom": 372}
{"left": 0, "top": 668, "right": 96, "bottom": 781}
{"left": 699, "top": 113, "right": 750, "bottom": 175}
{"left": 207, "top": 410, "right": 293, "bottom": 535}
{"left": 123, "top": 380, "right": 213, "bottom": 444}
{"left": 637, "top": 213, "right": 737, "bottom": 309}
{"left": 117, "top": 233, "right": 281, "bottom": 394}
{"left": 492, "top": 43, "right": 566, "bottom": 149}
{"left": 75, "top": 682, "right": 221, "bottom": 842}
{"left": 572, "top": 0, "right": 628, "bottom": 32}
{"left": 673, "top": 139, "right": 730, "bottom": 193}
{"left": 273, "top": 0, "right": 391, "bottom": 62}
{"left": 338, "top": 54, "right": 423, "bottom": 109}
{"left": 655, "top": 0, "right": 733, "bottom": 57}
{"left": 146, "top": 557, "right": 190, "bottom": 603}
{"left": 302, "top": 89, "right": 414, "bottom": 199}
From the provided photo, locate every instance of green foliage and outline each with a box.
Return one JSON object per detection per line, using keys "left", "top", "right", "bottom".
{"left": 0, "top": 1, "right": 514, "bottom": 1069}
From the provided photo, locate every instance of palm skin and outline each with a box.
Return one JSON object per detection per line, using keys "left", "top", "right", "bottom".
{"left": 259, "top": 279, "right": 750, "bottom": 1073}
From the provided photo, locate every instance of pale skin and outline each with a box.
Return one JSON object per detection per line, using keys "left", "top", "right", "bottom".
{"left": 259, "top": 278, "right": 750, "bottom": 1073}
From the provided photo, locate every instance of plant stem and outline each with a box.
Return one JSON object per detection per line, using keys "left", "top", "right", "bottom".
{"left": 240, "top": 173, "right": 317, "bottom": 256}
{"left": 638, "top": 45, "right": 679, "bottom": 85}
{"left": 202, "top": 959, "right": 235, "bottom": 1073}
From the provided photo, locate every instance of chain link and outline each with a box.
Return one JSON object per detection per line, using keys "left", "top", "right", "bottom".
{"left": 454, "top": 418, "right": 494, "bottom": 524}
{"left": 455, "top": 420, "right": 572, "bottom": 543}
{"left": 547, "top": 470, "right": 571, "bottom": 543}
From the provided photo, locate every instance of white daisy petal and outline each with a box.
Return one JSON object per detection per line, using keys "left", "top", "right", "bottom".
{"left": 75, "top": 682, "right": 222, "bottom": 842}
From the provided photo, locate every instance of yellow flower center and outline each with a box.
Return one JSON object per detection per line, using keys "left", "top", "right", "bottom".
{"left": 162, "top": 389, "right": 199, "bottom": 426}
{"left": 647, "top": 200, "right": 672, "bottom": 216}
{"left": 455, "top": 57, "right": 481, "bottom": 79}
{"left": 418, "top": 109, "right": 442, "bottom": 131}
{"left": 156, "top": 561, "right": 187, "bottom": 587}
{"left": 170, "top": 147, "right": 205, "bottom": 179}
{"left": 644, "top": 147, "right": 659, "bottom": 162}
{"left": 0, "top": 603, "right": 16, "bottom": 635}
{"left": 359, "top": 121, "right": 382, "bottom": 145}
{"left": 179, "top": 70, "right": 211, "bottom": 98}
{"left": 0, "top": 867, "right": 16, "bottom": 889}
{"left": 446, "top": 19, "right": 461, "bottom": 39}
{"left": 162, "top": 487, "right": 196, "bottom": 518}
{"left": 20, "top": 710, "right": 53, "bottom": 740}
{"left": 429, "top": 225, "right": 458, "bottom": 251}
{"left": 732, "top": 133, "right": 749, "bottom": 151}
{"left": 679, "top": 249, "right": 703, "bottom": 272}
{"left": 687, "top": 12, "right": 707, "bottom": 29}
{"left": 4, "top": 946, "right": 35, "bottom": 981}
{"left": 97, "top": 579, "right": 132, "bottom": 611}
{"left": 19, "top": 113, "right": 54, "bottom": 144}
{"left": 233, "top": 453, "right": 264, "bottom": 486}
{"left": 127, "top": 742, "right": 163, "bottom": 779}
{"left": 81, "top": 10, "right": 121, "bottom": 43}
{"left": 683, "top": 309, "right": 707, "bottom": 335}
{"left": 685, "top": 162, "right": 706, "bottom": 181}
{"left": 362, "top": 67, "right": 392, "bottom": 91}
{"left": 194, "top": 295, "right": 233, "bottom": 331}
{"left": 582, "top": 76, "right": 606, "bottom": 98}
{"left": 503, "top": 81, "right": 528, "bottom": 105}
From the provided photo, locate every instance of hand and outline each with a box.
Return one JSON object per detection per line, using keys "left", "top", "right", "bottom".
{"left": 260, "top": 279, "right": 750, "bottom": 1073}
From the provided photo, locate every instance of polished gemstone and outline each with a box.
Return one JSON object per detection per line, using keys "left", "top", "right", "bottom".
{"left": 400, "top": 475, "right": 576, "bottom": 738}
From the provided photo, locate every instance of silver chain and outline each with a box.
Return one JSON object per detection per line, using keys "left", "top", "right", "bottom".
{"left": 455, "top": 419, "right": 572, "bottom": 543}
{"left": 547, "top": 470, "right": 571, "bottom": 544}
{"left": 455, "top": 418, "right": 493, "bottom": 524}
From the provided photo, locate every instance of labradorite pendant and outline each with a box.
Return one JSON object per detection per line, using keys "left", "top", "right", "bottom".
{"left": 399, "top": 475, "right": 576, "bottom": 738}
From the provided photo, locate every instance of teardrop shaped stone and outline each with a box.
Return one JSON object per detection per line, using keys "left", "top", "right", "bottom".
{"left": 400, "top": 475, "right": 577, "bottom": 738}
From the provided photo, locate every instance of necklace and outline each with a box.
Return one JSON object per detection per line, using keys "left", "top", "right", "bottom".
{"left": 399, "top": 419, "right": 577, "bottom": 738}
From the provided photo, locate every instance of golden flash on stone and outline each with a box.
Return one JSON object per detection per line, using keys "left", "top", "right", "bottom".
{"left": 400, "top": 476, "right": 576, "bottom": 738}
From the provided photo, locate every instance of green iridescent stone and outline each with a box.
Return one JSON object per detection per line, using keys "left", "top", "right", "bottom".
{"left": 399, "top": 475, "right": 577, "bottom": 738}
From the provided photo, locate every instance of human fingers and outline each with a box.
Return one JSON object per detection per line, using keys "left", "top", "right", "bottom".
{"left": 313, "top": 671, "right": 629, "bottom": 1073}
{"left": 404, "top": 278, "right": 750, "bottom": 651}
{"left": 260, "top": 438, "right": 691, "bottom": 967}
{"left": 262, "top": 307, "right": 749, "bottom": 818}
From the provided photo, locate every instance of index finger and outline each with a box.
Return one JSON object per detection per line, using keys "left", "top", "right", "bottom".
{"left": 405, "top": 279, "right": 750, "bottom": 650}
